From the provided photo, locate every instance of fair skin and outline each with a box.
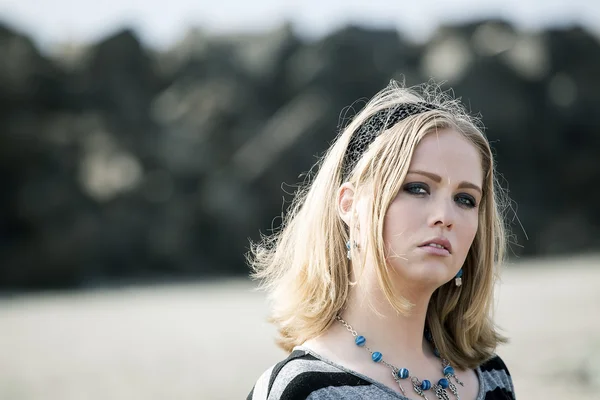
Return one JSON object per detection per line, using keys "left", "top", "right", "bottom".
{"left": 303, "top": 128, "right": 483, "bottom": 400}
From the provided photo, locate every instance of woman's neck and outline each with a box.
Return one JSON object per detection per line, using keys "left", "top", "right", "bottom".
{"left": 338, "top": 281, "right": 435, "bottom": 363}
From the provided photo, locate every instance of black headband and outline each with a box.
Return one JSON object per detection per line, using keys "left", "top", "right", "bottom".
{"left": 342, "top": 102, "right": 439, "bottom": 179}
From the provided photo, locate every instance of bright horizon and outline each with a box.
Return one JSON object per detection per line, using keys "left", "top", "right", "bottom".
{"left": 1, "top": 0, "right": 599, "bottom": 52}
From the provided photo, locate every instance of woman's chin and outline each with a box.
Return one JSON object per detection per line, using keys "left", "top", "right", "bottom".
{"left": 394, "top": 261, "right": 454, "bottom": 288}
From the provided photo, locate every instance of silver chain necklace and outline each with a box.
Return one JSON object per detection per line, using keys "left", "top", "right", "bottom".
{"left": 336, "top": 315, "right": 464, "bottom": 400}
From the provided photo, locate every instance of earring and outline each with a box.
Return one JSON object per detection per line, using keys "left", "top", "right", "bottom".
{"left": 346, "top": 240, "right": 358, "bottom": 259}
{"left": 455, "top": 269, "right": 463, "bottom": 287}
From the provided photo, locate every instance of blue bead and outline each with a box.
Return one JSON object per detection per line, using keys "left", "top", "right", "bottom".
{"left": 372, "top": 352, "right": 383, "bottom": 362}
{"left": 421, "top": 380, "right": 431, "bottom": 390}
{"left": 433, "top": 348, "right": 441, "bottom": 358}
{"left": 355, "top": 335, "right": 366, "bottom": 346}
{"left": 438, "top": 378, "right": 449, "bottom": 389}
{"left": 455, "top": 269, "right": 463, "bottom": 278}
{"left": 443, "top": 366, "right": 455, "bottom": 376}
{"left": 424, "top": 329, "right": 433, "bottom": 342}
{"left": 397, "top": 368, "right": 409, "bottom": 379}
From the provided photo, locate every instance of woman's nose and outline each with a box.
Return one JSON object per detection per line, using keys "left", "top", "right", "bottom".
{"left": 429, "top": 197, "right": 455, "bottom": 229}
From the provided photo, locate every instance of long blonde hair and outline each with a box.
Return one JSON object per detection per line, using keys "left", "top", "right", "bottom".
{"left": 248, "top": 80, "right": 508, "bottom": 369}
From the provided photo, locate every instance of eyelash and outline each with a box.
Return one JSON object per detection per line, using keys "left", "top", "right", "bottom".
{"left": 403, "top": 182, "right": 477, "bottom": 209}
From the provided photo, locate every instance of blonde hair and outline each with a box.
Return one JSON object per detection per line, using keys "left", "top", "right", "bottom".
{"left": 248, "top": 80, "right": 508, "bottom": 369}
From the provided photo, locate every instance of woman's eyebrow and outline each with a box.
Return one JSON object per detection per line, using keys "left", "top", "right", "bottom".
{"left": 407, "top": 170, "right": 482, "bottom": 195}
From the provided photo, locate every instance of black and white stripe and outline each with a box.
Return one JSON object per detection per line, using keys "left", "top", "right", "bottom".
{"left": 248, "top": 350, "right": 371, "bottom": 400}
{"left": 480, "top": 355, "right": 515, "bottom": 400}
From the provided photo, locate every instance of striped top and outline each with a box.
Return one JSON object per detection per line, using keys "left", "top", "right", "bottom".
{"left": 247, "top": 346, "right": 515, "bottom": 400}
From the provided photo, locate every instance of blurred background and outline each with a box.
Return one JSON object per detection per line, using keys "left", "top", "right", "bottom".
{"left": 1, "top": 0, "right": 600, "bottom": 399}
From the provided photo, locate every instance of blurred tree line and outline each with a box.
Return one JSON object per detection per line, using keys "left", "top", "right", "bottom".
{"left": 0, "top": 19, "right": 599, "bottom": 290}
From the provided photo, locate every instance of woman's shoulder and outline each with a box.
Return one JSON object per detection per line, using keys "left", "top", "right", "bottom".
{"left": 478, "top": 354, "right": 516, "bottom": 399}
{"left": 246, "top": 347, "right": 371, "bottom": 400}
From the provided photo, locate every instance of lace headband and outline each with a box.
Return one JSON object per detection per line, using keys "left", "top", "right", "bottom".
{"left": 341, "top": 102, "right": 439, "bottom": 180}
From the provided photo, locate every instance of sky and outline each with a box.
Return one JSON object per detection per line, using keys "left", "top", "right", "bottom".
{"left": 1, "top": 0, "right": 599, "bottom": 51}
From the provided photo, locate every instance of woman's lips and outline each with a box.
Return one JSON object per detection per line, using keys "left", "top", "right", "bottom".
{"left": 418, "top": 243, "right": 451, "bottom": 256}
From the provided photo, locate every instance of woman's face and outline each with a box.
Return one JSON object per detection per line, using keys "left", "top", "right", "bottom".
{"left": 381, "top": 128, "right": 483, "bottom": 288}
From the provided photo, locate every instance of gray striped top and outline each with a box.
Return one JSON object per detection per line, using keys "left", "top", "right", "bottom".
{"left": 248, "top": 346, "right": 515, "bottom": 400}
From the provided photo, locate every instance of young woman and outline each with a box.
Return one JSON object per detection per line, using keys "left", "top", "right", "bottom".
{"left": 246, "top": 81, "right": 515, "bottom": 400}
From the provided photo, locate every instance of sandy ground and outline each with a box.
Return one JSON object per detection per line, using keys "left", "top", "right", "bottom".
{"left": 1, "top": 254, "right": 599, "bottom": 400}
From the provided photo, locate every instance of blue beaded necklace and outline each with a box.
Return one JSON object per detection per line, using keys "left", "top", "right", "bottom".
{"left": 336, "top": 315, "right": 464, "bottom": 399}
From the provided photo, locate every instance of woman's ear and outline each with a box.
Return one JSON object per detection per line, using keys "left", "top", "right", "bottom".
{"left": 337, "top": 182, "right": 355, "bottom": 226}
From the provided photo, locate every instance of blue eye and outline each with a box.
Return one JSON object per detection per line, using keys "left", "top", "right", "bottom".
{"left": 455, "top": 194, "right": 477, "bottom": 208}
{"left": 404, "top": 183, "right": 429, "bottom": 195}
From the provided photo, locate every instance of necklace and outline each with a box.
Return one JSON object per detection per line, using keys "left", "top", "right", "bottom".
{"left": 336, "top": 315, "right": 464, "bottom": 400}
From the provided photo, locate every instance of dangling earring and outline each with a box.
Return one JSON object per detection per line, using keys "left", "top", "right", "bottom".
{"left": 347, "top": 214, "right": 360, "bottom": 260}
{"left": 455, "top": 269, "right": 463, "bottom": 287}
{"left": 346, "top": 240, "right": 358, "bottom": 259}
